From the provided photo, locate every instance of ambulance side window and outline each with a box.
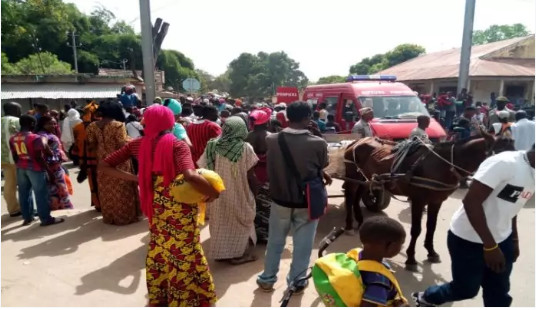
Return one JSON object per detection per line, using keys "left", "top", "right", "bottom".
{"left": 324, "top": 96, "right": 338, "bottom": 115}
{"left": 307, "top": 98, "right": 318, "bottom": 110}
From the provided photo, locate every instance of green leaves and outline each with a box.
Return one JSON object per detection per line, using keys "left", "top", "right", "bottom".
{"left": 316, "top": 75, "right": 347, "bottom": 84}
{"left": 4, "top": 51, "right": 72, "bottom": 75}
{"left": 227, "top": 51, "right": 308, "bottom": 99}
{"left": 349, "top": 44, "right": 425, "bottom": 75}
{"left": 472, "top": 24, "right": 530, "bottom": 45}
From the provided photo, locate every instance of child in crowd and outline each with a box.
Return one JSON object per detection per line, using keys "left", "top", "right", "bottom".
{"left": 409, "top": 115, "right": 431, "bottom": 144}
{"left": 358, "top": 216, "right": 407, "bottom": 307}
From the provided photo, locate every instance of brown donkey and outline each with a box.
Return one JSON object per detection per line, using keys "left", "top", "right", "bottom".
{"left": 342, "top": 132, "right": 510, "bottom": 271}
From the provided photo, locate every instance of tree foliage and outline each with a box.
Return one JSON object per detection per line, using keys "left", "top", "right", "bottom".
{"left": 349, "top": 44, "right": 425, "bottom": 74}
{"left": 472, "top": 24, "right": 530, "bottom": 45}
{"left": 316, "top": 75, "right": 347, "bottom": 84}
{"left": 227, "top": 51, "right": 308, "bottom": 98}
{"left": 1, "top": 0, "right": 196, "bottom": 84}
{"left": 3, "top": 52, "right": 72, "bottom": 75}
{"left": 156, "top": 50, "right": 197, "bottom": 92}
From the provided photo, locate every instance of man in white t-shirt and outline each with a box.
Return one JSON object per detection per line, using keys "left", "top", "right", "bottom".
{"left": 511, "top": 110, "right": 535, "bottom": 151}
{"left": 414, "top": 146, "right": 535, "bottom": 307}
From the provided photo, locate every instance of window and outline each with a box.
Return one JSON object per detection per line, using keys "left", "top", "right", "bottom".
{"left": 323, "top": 96, "right": 339, "bottom": 115}
{"left": 357, "top": 96, "right": 430, "bottom": 119}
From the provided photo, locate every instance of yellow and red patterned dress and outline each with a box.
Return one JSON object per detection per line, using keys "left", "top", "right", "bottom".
{"left": 105, "top": 138, "right": 217, "bottom": 306}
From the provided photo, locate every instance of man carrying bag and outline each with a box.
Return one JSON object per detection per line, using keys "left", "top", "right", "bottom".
{"left": 257, "top": 101, "right": 332, "bottom": 293}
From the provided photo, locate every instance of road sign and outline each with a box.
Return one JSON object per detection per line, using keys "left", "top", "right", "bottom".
{"left": 182, "top": 78, "right": 200, "bottom": 92}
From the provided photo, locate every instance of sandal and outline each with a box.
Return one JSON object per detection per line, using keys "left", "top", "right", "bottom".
{"left": 229, "top": 254, "right": 258, "bottom": 265}
{"left": 40, "top": 217, "right": 65, "bottom": 226}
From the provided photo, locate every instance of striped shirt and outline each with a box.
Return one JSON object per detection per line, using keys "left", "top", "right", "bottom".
{"left": 104, "top": 137, "right": 195, "bottom": 174}
{"left": 186, "top": 120, "right": 222, "bottom": 165}
{"left": 9, "top": 131, "right": 45, "bottom": 171}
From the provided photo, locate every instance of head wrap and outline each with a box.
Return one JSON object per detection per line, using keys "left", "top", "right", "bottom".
{"left": 165, "top": 98, "right": 182, "bottom": 116}
{"left": 138, "top": 105, "right": 176, "bottom": 220}
{"left": 81, "top": 101, "right": 99, "bottom": 122}
{"left": 205, "top": 116, "right": 248, "bottom": 171}
{"left": 250, "top": 110, "right": 270, "bottom": 125}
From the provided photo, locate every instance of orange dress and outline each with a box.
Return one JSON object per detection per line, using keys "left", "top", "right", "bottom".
{"left": 73, "top": 121, "right": 100, "bottom": 209}
{"left": 86, "top": 120, "right": 139, "bottom": 225}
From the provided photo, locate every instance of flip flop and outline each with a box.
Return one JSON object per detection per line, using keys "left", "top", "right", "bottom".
{"left": 40, "top": 217, "right": 65, "bottom": 227}
{"left": 229, "top": 254, "right": 258, "bottom": 265}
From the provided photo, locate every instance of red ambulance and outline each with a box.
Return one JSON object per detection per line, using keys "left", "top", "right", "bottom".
{"left": 303, "top": 75, "right": 446, "bottom": 142}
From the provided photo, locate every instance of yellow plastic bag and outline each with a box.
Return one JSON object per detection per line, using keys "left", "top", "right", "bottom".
{"left": 168, "top": 169, "right": 225, "bottom": 225}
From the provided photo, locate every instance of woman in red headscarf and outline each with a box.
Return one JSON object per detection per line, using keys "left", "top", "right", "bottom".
{"left": 100, "top": 105, "right": 220, "bottom": 307}
{"left": 246, "top": 109, "right": 272, "bottom": 243}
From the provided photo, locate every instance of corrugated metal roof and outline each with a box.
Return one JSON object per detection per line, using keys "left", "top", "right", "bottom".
{"left": 1, "top": 83, "right": 123, "bottom": 100}
{"left": 376, "top": 35, "right": 535, "bottom": 81}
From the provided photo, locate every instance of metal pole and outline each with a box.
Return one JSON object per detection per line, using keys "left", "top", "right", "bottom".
{"left": 457, "top": 0, "right": 476, "bottom": 94}
{"left": 71, "top": 30, "right": 78, "bottom": 73}
{"left": 139, "top": 0, "right": 156, "bottom": 104}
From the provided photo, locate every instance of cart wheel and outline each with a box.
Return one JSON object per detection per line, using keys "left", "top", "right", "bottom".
{"left": 362, "top": 189, "right": 391, "bottom": 212}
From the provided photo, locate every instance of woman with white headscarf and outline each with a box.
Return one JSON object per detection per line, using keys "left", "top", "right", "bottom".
{"left": 61, "top": 108, "right": 82, "bottom": 153}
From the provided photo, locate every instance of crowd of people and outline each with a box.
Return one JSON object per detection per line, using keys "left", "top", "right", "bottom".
{"left": 1, "top": 85, "right": 534, "bottom": 306}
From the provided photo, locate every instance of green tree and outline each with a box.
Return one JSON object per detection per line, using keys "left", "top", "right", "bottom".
{"left": 1, "top": 52, "right": 18, "bottom": 74}
{"left": 472, "top": 24, "right": 530, "bottom": 45}
{"left": 384, "top": 44, "right": 425, "bottom": 67}
{"left": 316, "top": 75, "right": 347, "bottom": 84}
{"left": 349, "top": 44, "right": 425, "bottom": 74}
{"left": 157, "top": 49, "right": 197, "bottom": 92}
{"left": 228, "top": 51, "right": 308, "bottom": 98}
{"left": 14, "top": 52, "right": 72, "bottom": 74}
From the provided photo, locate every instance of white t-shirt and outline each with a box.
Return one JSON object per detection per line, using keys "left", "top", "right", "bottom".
{"left": 511, "top": 119, "right": 535, "bottom": 151}
{"left": 126, "top": 121, "right": 144, "bottom": 138}
{"left": 450, "top": 151, "right": 535, "bottom": 243}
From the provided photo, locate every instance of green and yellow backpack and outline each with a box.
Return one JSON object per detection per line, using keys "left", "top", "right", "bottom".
{"left": 312, "top": 248, "right": 406, "bottom": 307}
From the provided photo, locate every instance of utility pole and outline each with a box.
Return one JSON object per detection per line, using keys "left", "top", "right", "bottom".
{"left": 67, "top": 30, "right": 81, "bottom": 73}
{"left": 457, "top": 0, "right": 476, "bottom": 94}
{"left": 139, "top": 0, "right": 156, "bottom": 104}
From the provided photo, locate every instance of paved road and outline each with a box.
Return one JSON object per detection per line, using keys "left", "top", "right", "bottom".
{"left": 1, "top": 168, "right": 534, "bottom": 307}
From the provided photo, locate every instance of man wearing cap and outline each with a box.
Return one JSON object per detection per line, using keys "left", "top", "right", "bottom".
{"left": 352, "top": 107, "right": 374, "bottom": 139}
{"left": 488, "top": 96, "right": 515, "bottom": 131}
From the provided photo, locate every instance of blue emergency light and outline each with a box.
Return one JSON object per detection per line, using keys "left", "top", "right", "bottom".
{"left": 346, "top": 75, "right": 397, "bottom": 82}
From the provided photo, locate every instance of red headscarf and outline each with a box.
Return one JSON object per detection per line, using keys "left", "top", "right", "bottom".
{"left": 138, "top": 105, "right": 176, "bottom": 220}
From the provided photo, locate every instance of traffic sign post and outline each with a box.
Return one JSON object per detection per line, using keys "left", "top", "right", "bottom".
{"left": 182, "top": 78, "right": 201, "bottom": 93}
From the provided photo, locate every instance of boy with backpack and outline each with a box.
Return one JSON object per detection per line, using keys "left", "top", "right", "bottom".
{"left": 313, "top": 216, "right": 408, "bottom": 307}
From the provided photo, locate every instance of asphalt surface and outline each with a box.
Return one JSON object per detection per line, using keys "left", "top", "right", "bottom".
{"left": 1, "top": 167, "right": 534, "bottom": 307}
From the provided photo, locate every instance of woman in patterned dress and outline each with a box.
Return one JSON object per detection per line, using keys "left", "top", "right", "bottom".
{"left": 101, "top": 105, "right": 220, "bottom": 306}
{"left": 86, "top": 102, "right": 139, "bottom": 225}
{"left": 36, "top": 116, "right": 73, "bottom": 210}
{"left": 73, "top": 101, "right": 101, "bottom": 210}
{"left": 198, "top": 116, "right": 259, "bottom": 264}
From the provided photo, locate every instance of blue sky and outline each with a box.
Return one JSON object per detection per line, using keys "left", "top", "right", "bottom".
{"left": 65, "top": 0, "right": 536, "bottom": 81}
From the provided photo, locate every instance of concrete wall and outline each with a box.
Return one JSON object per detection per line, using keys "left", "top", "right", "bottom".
{"left": 406, "top": 78, "right": 535, "bottom": 106}
{"left": 470, "top": 80, "right": 501, "bottom": 104}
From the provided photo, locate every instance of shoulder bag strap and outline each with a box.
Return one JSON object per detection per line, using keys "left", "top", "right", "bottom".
{"left": 277, "top": 133, "right": 302, "bottom": 182}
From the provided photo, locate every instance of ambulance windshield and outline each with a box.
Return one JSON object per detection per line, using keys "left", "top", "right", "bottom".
{"left": 358, "top": 96, "right": 429, "bottom": 119}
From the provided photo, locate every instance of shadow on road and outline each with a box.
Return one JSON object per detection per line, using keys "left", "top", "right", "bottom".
{"left": 75, "top": 235, "right": 149, "bottom": 296}
{"left": 13, "top": 211, "right": 147, "bottom": 259}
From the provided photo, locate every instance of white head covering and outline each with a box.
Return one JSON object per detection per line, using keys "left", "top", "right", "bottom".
{"left": 61, "top": 108, "right": 81, "bottom": 149}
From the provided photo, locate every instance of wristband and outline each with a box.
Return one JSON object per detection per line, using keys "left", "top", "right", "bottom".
{"left": 483, "top": 244, "right": 498, "bottom": 251}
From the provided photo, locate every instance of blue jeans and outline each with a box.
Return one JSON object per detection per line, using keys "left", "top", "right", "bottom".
{"left": 424, "top": 231, "right": 514, "bottom": 307}
{"left": 257, "top": 203, "right": 319, "bottom": 286}
{"left": 17, "top": 168, "right": 52, "bottom": 223}
{"left": 445, "top": 111, "right": 456, "bottom": 130}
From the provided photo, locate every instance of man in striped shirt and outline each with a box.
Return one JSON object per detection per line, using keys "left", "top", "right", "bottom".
{"left": 186, "top": 105, "right": 222, "bottom": 165}
{"left": 9, "top": 115, "right": 64, "bottom": 227}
